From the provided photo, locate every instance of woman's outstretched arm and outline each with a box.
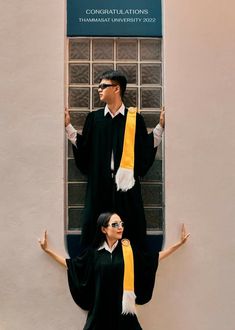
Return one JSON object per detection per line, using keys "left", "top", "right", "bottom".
{"left": 159, "top": 224, "right": 190, "bottom": 261}
{"left": 38, "top": 230, "right": 67, "bottom": 268}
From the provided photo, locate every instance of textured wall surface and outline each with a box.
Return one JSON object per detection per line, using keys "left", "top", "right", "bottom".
{"left": 0, "top": 1, "right": 235, "bottom": 329}
{"left": 0, "top": 1, "right": 84, "bottom": 329}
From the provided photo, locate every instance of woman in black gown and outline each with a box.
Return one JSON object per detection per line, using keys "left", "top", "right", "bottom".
{"left": 38, "top": 213, "right": 190, "bottom": 330}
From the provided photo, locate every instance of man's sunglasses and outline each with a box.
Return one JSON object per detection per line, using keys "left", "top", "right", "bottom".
{"left": 107, "top": 221, "right": 125, "bottom": 229}
{"left": 98, "top": 83, "right": 117, "bottom": 90}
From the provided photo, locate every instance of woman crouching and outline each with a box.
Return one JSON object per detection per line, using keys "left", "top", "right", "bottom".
{"left": 38, "top": 212, "right": 190, "bottom": 330}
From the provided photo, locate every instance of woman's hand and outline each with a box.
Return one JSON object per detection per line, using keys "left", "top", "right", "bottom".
{"left": 180, "top": 224, "right": 190, "bottom": 245}
{"left": 38, "top": 230, "right": 66, "bottom": 267}
{"left": 159, "top": 224, "right": 190, "bottom": 261}
{"left": 38, "top": 230, "right": 48, "bottom": 252}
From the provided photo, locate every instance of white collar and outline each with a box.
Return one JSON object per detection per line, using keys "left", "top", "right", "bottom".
{"left": 97, "top": 240, "right": 119, "bottom": 253}
{"left": 104, "top": 103, "right": 125, "bottom": 118}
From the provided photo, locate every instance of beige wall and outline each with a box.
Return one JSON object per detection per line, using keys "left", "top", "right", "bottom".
{"left": 0, "top": 1, "right": 235, "bottom": 329}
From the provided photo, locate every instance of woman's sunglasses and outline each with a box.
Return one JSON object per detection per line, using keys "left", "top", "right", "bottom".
{"left": 107, "top": 221, "right": 125, "bottom": 229}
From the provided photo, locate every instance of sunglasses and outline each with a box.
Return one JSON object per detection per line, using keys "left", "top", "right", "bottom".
{"left": 98, "top": 83, "right": 117, "bottom": 90}
{"left": 107, "top": 221, "right": 125, "bottom": 229}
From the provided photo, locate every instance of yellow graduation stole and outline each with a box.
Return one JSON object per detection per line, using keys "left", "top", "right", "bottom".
{"left": 121, "top": 239, "right": 137, "bottom": 315}
{"left": 115, "top": 107, "right": 137, "bottom": 191}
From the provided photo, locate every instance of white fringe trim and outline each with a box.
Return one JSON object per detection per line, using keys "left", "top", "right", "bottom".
{"left": 115, "top": 167, "right": 135, "bottom": 192}
{"left": 122, "top": 290, "right": 137, "bottom": 315}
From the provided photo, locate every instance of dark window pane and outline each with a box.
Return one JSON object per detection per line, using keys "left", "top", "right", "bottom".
{"left": 123, "top": 88, "right": 138, "bottom": 108}
{"left": 141, "top": 159, "right": 162, "bottom": 181}
{"left": 68, "top": 208, "right": 84, "bottom": 230}
{"left": 116, "top": 64, "right": 137, "bottom": 84}
{"left": 141, "top": 183, "right": 162, "bottom": 206}
{"left": 141, "top": 111, "right": 160, "bottom": 128}
{"left": 68, "top": 183, "right": 87, "bottom": 206}
{"left": 69, "top": 88, "right": 90, "bottom": 108}
{"left": 145, "top": 208, "right": 163, "bottom": 230}
{"left": 69, "top": 64, "right": 89, "bottom": 84}
{"left": 140, "top": 39, "right": 161, "bottom": 61}
{"left": 68, "top": 141, "right": 74, "bottom": 158}
{"left": 92, "top": 39, "right": 114, "bottom": 60}
{"left": 116, "top": 39, "right": 138, "bottom": 60}
{"left": 69, "top": 39, "right": 90, "bottom": 60}
{"left": 93, "top": 64, "right": 114, "bottom": 83}
{"left": 141, "top": 64, "right": 162, "bottom": 85}
{"left": 141, "top": 88, "right": 162, "bottom": 109}
{"left": 68, "top": 159, "right": 87, "bottom": 182}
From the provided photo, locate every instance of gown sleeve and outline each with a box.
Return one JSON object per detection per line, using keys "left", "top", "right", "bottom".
{"left": 72, "top": 111, "right": 94, "bottom": 175}
{"left": 66, "top": 248, "right": 95, "bottom": 310}
{"left": 135, "top": 113, "right": 157, "bottom": 177}
{"left": 133, "top": 247, "right": 159, "bottom": 305}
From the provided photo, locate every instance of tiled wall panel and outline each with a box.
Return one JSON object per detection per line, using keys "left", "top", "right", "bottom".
{"left": 66, "top": 38, "right": 163, "bottom": 234}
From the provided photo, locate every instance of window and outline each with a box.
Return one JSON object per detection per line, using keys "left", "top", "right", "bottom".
{"left": 65, "top": 37, "right": 164, "bottom": 254}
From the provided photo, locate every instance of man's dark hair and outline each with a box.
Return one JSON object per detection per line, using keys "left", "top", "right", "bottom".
{"left": 99, "top": 70, "right": 127, "bottom": 99}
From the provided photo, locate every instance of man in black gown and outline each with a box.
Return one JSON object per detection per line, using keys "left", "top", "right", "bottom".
{"left": 65, "top": 70, "right": 165, "bottom": 249}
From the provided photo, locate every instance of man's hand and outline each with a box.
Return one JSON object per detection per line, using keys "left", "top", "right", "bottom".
{"left": 65, "top": 108, "right": 71, "bottom": 127}
{"left": 159, "top": 107, "right": 165, "bottom": 128}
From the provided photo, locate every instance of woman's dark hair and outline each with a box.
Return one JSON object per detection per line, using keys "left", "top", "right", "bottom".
{"left": 92, "top": 212, "right": 116, "bottom": 248}
{"left": 99, "top": 70, "right": 127, "bottom": 99}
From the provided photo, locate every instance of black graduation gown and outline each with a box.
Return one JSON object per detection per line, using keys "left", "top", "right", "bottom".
{"left": 66, "top": 241, "right": 159, "bottom": 330}
{"left": 73, "top": 108, "right": 157, "bottom": 248}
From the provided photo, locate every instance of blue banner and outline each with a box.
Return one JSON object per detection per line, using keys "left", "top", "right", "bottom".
{"left": 67, "top": 0, "right": 162, "bottom": 37}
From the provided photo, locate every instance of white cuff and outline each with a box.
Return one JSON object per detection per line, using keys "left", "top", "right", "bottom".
{"left": 65, "top": 124, "right": 77, "bottom": 146}
{"left": 153, "top": 123, "right": 164, "bottom": 147}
